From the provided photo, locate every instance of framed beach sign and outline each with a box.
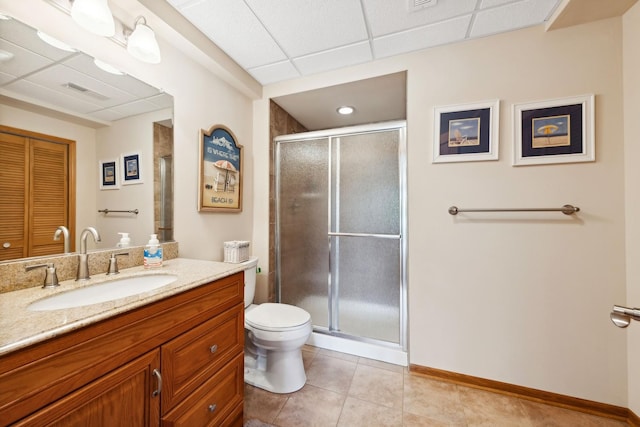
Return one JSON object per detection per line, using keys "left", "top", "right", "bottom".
{"left": 198, "top": 125, "right": 243, "bottom": 212}
{"left": 99, "top": 159, "right": 119, "bottom": 190}
{"left": 513, "top": 94, "right": 594, "bottom": 166}
{"left": 121, "top": 152, "right": 143, "bottom": 185}
{"left": 433, "top": 100, "right": 500, "bottom": 163}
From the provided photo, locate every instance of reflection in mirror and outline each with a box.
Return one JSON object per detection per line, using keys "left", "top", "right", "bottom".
{"left": 0, "top": 16, "right": 174, "bottom": 262}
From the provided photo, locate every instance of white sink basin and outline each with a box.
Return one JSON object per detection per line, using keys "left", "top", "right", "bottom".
{"left": 27, "top": 274, "right": 179, "bottom": 311}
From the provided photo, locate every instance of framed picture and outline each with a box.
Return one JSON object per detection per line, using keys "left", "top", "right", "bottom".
{"left": 513, "top": 94, "right": 594, "bottom": 166}
{"left": 121, "top": 152, "right": 143, "bottom": 185}
{"left": 198, "top": 125, "right": 243, "bottom": 212}
{"left": 99, "top": 159, "right": 119, "bottom": 190}
{"left": 433, "top": 100, "right": 500, "bottom": 163}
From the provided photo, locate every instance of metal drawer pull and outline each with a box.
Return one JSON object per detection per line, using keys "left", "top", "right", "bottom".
{"left": 210, "top": 344, "right": 218, "bottom": 354}
{"left": 208, "top": 404, "right": 217, "bottom": 413}
{"left": 152, "top": 369, "right": 162, "bottom": 397}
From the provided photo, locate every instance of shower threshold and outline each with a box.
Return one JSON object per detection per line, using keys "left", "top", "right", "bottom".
{"left": 306, "top": 329, "right": 408, "bottom": 366}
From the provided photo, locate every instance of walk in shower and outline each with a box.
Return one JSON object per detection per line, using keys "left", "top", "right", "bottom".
{"left": 275, "top": 121, "right": 407, "bottom": 365}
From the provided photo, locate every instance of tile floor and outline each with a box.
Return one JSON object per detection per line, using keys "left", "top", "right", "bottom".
{"left": 244, "top": 345, "right": 628, "bottom": 427}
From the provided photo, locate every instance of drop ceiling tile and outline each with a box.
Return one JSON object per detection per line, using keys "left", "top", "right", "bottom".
{"left": 373, "top": 15, "right": 472, "bottom": 58}
{"left": 63, "top": 55, "right": 163, "bottom": 98}
{"left": 470, "top": 0, "right": 560, "bottom": 38}
{"left": 25, "top": 64, "right": 139, "bottom": 108}
{"left": 247, "top": 60, "right": 300, "bottom": 86}
{"left": 0, "top": 40, "right": 54, "bottom": 79}
{"left": 0, "top": 71, "right": 16, "bottom": 85}
{"left": 168, "top": 0, "right": 286, "bottom": 69}
{"left": 4, "top": 79, "right": 103, "bottom": 113}
{"left": 363, "top": 0, "right": 477, "bottom": 37}
{"left": 480, "top": 0, "right": 518, "bottom": 7}
{"left": 245, "top": 0, "right": 369, "bottom": 58}
{"left": 293, "top": 42, "right": 372, "bottom": 76}
{"left": 1, "top": 18, "right": 75, "bottom": 61}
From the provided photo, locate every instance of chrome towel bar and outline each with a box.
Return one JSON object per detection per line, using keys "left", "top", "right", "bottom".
{"left": 98, "top": 209, "right": 139, "bottom": 215}
{"left": 448, "top": 204, "right": 580, "bottom": 216}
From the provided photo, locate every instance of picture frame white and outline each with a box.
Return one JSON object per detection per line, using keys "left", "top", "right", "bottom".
{"left": 433, "top": 99, "right": 500, "bottom": 163}
{"left": 513, "top": 94, "right": 595, "bottom": 166}
{"left": 98, "top": 159, "right": 119, "bottom": 190}
{"left": 121, "top": 151, "right": 143, "bottom": 185}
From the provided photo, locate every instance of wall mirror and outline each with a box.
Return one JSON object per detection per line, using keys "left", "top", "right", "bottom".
{"left": 0, "top": 16, "right": 174, "bottom": 262}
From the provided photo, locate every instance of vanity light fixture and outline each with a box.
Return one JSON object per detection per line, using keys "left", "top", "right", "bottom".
{"left": 70, "top": 0, "right": 115, "bottom": 37}
{"left": 37, "top": 31, "right": 77, "bottom": 52}
{"left": 93, "top": 58, "right": 124, "bottom": 75}
{"left": 337, "top": 106, "right": 355, "bottom": 115}
{"left": 126, "top": 16, "right": 161, "bottom": 64}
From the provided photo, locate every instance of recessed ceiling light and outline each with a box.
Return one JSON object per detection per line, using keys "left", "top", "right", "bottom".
{"left": 337, "top": 106, "right": 355, "bottom": 115}
{"left": 94, "top": 58, "right": 125, "bottom": 75}
{"left": 37, "top": 31, "right": 77, "bottom": 52}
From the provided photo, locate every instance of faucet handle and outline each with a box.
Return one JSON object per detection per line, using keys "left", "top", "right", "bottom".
{"left": 107, "top": 252, "right": 129, "bottom": 275}
{"left": 26, "top": 263, "right": 60, "bottom": 288}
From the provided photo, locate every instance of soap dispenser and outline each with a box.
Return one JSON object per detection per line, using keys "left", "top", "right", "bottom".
{"left": 144, "top": 234, "right": 163, "bottom": 269}
{"left": 117, "top": 232, "right": 131, "bottom": 248}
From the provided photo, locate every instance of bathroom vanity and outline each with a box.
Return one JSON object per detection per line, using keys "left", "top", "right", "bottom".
{"left": 0, "top": 259, "right": 245, "bottom": 426}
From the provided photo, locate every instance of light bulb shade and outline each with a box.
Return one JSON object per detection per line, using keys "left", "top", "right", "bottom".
{"left": 71, "top": 0, "right": 115, "bottom": 37}
{"left": 127, "top": 21, "right": 161, "bottom": 64}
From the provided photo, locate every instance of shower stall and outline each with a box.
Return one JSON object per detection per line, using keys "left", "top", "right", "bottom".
{"left": 275, "top": 121, "right": 407, "bottom": 365}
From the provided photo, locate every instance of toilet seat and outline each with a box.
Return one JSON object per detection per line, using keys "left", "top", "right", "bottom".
{"left": 245, "top": 303, "right": 311, "bottom": 332}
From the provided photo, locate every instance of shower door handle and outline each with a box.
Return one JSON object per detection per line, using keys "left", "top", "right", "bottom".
{"left": 328, "top": 232, "right": 401, "bottom": 239}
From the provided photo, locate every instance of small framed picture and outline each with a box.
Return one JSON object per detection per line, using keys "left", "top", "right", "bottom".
{"left": 513, "top": 94, "right": 594, "bottom": 166}
{"left": 121, "top": 152, "right": 143, "bottom": 185}
{"left": 433, "top": 100, "right": 500, "bottom": 163}
{"left": 99, "top": 159, "right": 119, "bottom": 190}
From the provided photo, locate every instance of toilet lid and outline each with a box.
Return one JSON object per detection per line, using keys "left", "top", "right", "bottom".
{"left": 245, "top": 303, "right": 311, "bottom": 330}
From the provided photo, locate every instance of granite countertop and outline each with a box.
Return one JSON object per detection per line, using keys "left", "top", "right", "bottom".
{"left": 0, "top": 258, "right": 245, "bottom": 356}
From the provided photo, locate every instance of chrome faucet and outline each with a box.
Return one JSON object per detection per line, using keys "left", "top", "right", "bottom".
{"left": 53, "top": 226, "right": 71, "bottom": 254}
{"left": 76, "top": 227, "right": 101, "bottom": 281}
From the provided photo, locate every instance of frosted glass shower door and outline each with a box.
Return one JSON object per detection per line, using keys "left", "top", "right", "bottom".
{"left": 276, "top": 122, "right": 406, "bottom": 349}
{"left": 277, "top": 138, "right": 330, "bottom": 329}
{"left": 330, "top": 130, "right": 402, "bottom": 343}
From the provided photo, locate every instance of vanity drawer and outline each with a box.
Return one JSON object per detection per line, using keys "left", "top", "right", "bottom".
{"left": 161, "top": 302, "right": 244, "bottom": 412}
{"left": 162, "top": 353, "right": 244, "bottom": 427}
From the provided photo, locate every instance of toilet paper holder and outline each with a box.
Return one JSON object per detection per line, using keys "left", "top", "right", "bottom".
{"left": 610, "top": 305, "right": 640, "bottom": 328}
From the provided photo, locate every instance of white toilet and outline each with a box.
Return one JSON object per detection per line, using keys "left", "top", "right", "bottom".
{"left": 241, "top": 257, "right": 312, "bottom": 393}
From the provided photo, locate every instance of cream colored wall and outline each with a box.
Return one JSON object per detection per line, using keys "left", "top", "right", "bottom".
{"left": 254, "top": 19, "right": 628, "bottom": 405}
{"left": 95, "top": 109, "right": 172, "bottom": 249}
{"left": 623, "top": 2, "right": 640, "bottom": 417}
{"left": 2, "top": 0, "right": 254, "bottom": 262}
{"left": 0, "top": 104, "right": 97, "bottom": 249}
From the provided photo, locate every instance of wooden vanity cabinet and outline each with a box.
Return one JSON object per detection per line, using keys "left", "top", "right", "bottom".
{"left": 0, "top": 272, "right": 245, "bottom": 427}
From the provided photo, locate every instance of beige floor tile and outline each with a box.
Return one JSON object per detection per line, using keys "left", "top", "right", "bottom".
{"left": 357, "top": 356, "right": 406, "bottom": 373}
{"left": 244, "top": 384, "right": 288, "bottom": 424}
{"left": 318, "top": 348, "right": 360, "bottom": 363}
{"left": 403, "top": 411, "right": 466, "bottom": 427}
{"left": 305, "top": 354, "right": 357, "bottom": 394}
{"left": 302, "top": 347, "right": 317, "bottom": 370}
{"left": 519, "top": 399, "right": 628, "bottom": 427}
{"left": 348, "top": 364, "right": 403, "bottom": 409}
{"left": 337, "top": 396, "right": 403, "bottom": 427}
{"left": 273, "top": 384, "right": 345, "bottom": 427}
{"left": 459, "top": 387, "right": 533, "bottom": 427}
{"left": 403, "top": 374, "right": 466, "bottom": 425}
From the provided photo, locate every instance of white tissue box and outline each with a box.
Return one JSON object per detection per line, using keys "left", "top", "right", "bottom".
{"left": 224, "top": 240, "right": 250, "bottom": 263}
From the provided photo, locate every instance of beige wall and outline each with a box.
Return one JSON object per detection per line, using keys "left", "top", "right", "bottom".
{"left": 2, "top": 0, "right": 255, "bottom": 263}
{"left": 623, "top": 2, "right": 640, "bottom": 416}
{"left": 255, "top": 19, "right": 628, "bottom": 405}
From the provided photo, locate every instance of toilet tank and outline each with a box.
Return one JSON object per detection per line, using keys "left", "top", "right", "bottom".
{"left": 241, "top": 257, "right": 259, "bottom": 308}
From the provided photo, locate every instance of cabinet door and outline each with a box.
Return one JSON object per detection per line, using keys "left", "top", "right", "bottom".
{"left": 29, "top": 138, "right": 69, "bottom": 257}
{"left": 13, "top": 350, "right": 161, "bottom": 427}
{"left": 0, "top": 132, "right": 28, "bottom": 260}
